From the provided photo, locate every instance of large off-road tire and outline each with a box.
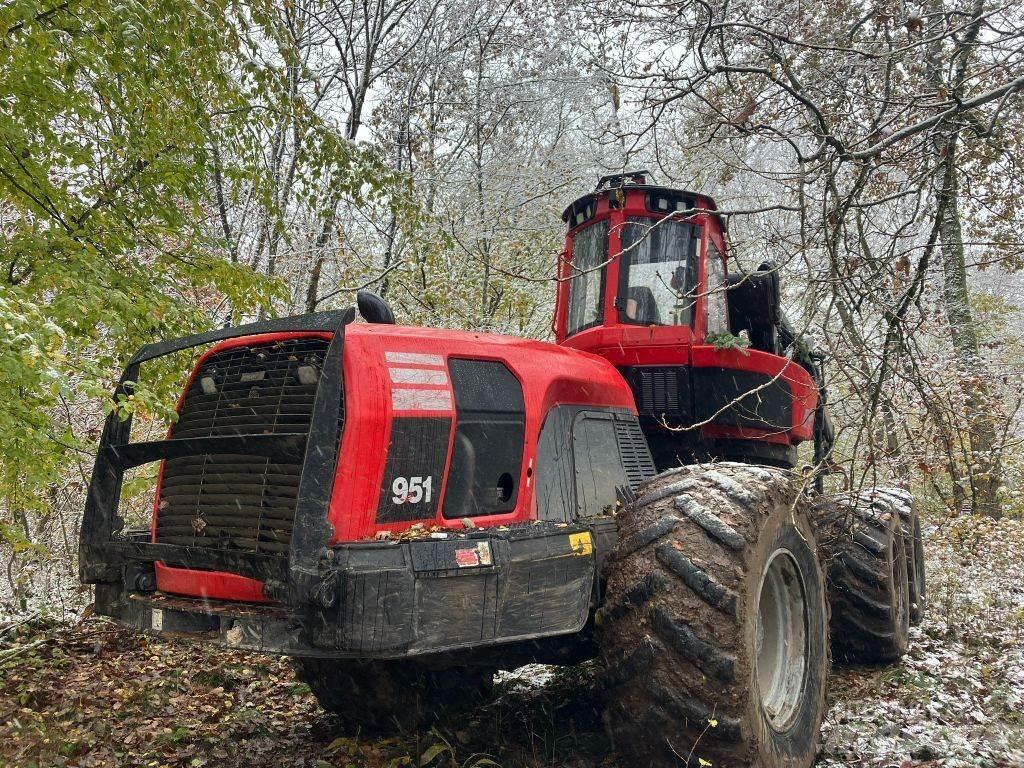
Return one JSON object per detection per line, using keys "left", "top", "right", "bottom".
{"left": 817, "top": 493, "right": 910, "bottom": 663}
{"left": 597, "top": 463, "right": 829, "bottom": 768}
{"left": 293, "top": 658, "right": 493, "bottom": 732}
{"left": 865, "top": 487, "right": 925, "bottom": 625}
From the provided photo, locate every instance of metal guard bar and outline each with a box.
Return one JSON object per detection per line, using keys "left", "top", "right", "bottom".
{"left": 79, "top": 308, "right": 355, "bottom": 599}
{"left": 109, "top": 541, "right": 288, "bottom": 583}
{"left": 109, "top": 434, "right": 308, "bottom": 469}
{"left": 125, "top": 309, "right": 355, "bottom": 369}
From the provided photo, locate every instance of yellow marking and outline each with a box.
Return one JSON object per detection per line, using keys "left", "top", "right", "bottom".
{"left": 569, "top": 532, "right": 593, "bottom": 556}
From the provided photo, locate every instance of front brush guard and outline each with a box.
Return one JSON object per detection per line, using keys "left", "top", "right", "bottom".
{"left": 78, "top": 308, "right": 355, "bottom": 606}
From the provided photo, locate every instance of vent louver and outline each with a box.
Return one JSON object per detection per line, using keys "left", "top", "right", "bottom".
{"left": 636, "top": 368, "right": 680, "bottom": 414}
{"left": 614, "top": 417, "right": 656, "bottom": 489}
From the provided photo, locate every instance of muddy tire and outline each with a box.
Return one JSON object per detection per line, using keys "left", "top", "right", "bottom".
{"left": 867, "top": 488, "right": 925, "bottom": 625}
{"left": 817, "top": 493, "right": 910, "bottom": 663}
{"left": 293, "top": 658, "right": 493, "bottom": 732}
{"left": 597, "top": 463, "right": 829, "bottom": 768}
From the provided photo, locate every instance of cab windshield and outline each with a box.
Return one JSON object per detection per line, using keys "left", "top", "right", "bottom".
{"left": 618, "top": 217, "right": 699, "bottom": 326}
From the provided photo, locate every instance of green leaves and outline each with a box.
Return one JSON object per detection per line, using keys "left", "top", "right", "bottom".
{"left": 706, "top": 331, "right": 751, "bottom": 352}
{"left": 0, "top": 0, "right": 278, "bottom": 540}
{"left": 0, "top": 0, "right": 420, "bottom": 557}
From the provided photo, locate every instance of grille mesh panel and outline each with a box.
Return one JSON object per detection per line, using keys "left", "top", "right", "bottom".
{"left": 155, "top": 337, "right": 330, "bottom": 555}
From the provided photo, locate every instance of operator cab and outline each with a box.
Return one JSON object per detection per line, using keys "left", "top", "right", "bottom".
{"left": 555, "top": 171, "right": 727, "bottom": 359}
{"left": 554, "top": 171, "right": 829, "bottom": 471}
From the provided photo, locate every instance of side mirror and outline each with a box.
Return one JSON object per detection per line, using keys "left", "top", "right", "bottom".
{"left": 356, "top": 290, "right": 396, "bottom": 324}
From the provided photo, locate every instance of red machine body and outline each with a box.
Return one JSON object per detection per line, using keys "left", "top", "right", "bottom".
{"left": 152, "top": 325, "right": 637, "bottom": 602}
{"left": 77, "top": 176, "right": 867, "bottom": 762}
{"left": 110, "top": 172, "right": 826, "bottom": 607}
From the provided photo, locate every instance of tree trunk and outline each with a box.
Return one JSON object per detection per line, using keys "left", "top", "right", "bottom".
{"left": 933, "top": 134, "right": 1002, "bottom": 517}
{"left": 927, "top": 0, "right": 1002, "bottom": 516}
{"left": 306, "top": 207, "right": 339, "bottom": 313}
{"left": 305, "top": 252, "right": 325, "bottom": 314}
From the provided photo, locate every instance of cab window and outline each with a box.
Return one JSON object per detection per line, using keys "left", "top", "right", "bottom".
{"left": 705, "top": 239, "right": 730, "bottom": 337}
{"left": 566, "top": 219, "right": 609, "bottom": 336}
{"left": 618, "top": 217, "right": 699, "bottom": 326}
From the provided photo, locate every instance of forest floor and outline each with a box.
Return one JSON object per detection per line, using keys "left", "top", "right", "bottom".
{"left": 1, "top": 517, "right": 1022, "bottom": 768}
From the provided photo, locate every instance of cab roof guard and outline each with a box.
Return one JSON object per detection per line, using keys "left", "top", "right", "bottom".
{"left": 79, "top": 308, "right": 355, "bottom": 606}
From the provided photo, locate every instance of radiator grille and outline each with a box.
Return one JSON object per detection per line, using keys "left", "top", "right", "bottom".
{"left": 155, "top": 337, "right": 331, "bottom": 555}
{"left": 614, "top": 417, "right": 656, "bottom": 489}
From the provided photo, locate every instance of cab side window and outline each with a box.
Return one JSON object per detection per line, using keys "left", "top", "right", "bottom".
{"left": 566, "top": 220, "right": 609, "bottom": 335}
{"left": 705, "top": 239, "right": 730, "bottom": 338}
{"left": 443, "top": 359, "right": 525, "bottom": 518}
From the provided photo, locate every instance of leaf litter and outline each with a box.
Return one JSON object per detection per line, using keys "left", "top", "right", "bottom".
{"left": 1, "top": 517, "right": 1022, "bottom": 767}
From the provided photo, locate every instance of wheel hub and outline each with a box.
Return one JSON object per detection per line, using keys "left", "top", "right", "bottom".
{"left": 755, "top": 548, "right": 809, "bottom": 731}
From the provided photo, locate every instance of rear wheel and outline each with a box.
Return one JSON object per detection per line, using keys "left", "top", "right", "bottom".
{"left": 293, "top": 658, "right": 493, "bottom": 732}
{"left": 817, "top": 493, "right": 910, "bottom": 663}
{"left": 597, "top": 463, "right": 829, "bottom": 768}
{"left": 869, "top": 488, "right": 925, "bottom": 625}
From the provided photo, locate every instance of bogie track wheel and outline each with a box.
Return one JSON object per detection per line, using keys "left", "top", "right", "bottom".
{"left": 817, "top": 493, "right": 911, "bottom": 663}
{"left": 598, "top": 463, "right": 829, "bottom": 768}
{"left": 864, "top": 487, "right": 925, "bottom": 625}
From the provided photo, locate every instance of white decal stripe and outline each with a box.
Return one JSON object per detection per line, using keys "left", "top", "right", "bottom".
{"left": 385, "top": 351, "right": 445, "bottom": 366}
{"left": 391, "top": 388, "right": 453, "bottom": 411}
{"left": 389, "top": 367, "right": 448, "bottom": 385}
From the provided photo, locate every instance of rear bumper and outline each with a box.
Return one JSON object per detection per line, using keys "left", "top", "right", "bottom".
{"left": 94, "top": 520, "right": 614, "bottom": 659}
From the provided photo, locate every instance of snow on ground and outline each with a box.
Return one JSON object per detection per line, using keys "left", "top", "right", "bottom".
{"left": 819, "top": 516, "right": 1024, "bottom": 767}
{"left": 496, "top": 663, "right": 559, "bottom": 691}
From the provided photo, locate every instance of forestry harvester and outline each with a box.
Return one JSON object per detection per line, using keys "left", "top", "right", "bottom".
{"left": 80, "top": 171, "right": 925, "bottom": 768}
